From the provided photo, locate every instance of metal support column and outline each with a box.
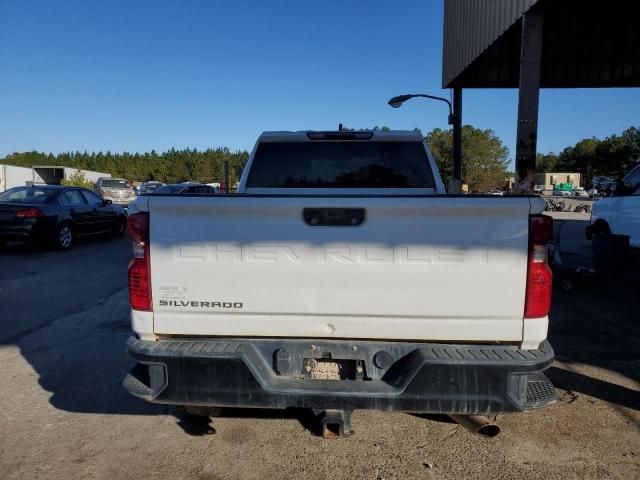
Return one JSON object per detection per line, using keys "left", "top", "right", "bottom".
{"left": 515, "top": 10, "right": 544, "bottom": 193}
{"left": 450, "top": 87, "right": 463, "bottom": 193}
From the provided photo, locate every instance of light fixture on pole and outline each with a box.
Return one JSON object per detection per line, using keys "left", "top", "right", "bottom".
{"left": 387, "top": 93, "right": 456, "bottom": 125}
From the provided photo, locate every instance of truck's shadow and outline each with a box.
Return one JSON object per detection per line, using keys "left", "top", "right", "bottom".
{"left": 175, "top": 407, "right": 322, "bottom": 437}
{"left": 15, "top": 316, "right": 163, "bottom": 416}
{"left": 545, "top": 230, "right": 640, "bottom": 416}
{"left": 9, "top": 279, "right": 326, "bottom": 432}
{"left": 546, "top": 367, "right": 640, "bottom": 411}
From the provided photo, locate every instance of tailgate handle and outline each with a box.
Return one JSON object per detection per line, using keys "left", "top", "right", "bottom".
{"left": 303, "top": 208, "right": 365, "bottom": 227}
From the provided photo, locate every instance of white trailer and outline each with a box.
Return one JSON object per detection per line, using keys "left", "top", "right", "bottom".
{"left": 0, "top": 164, "right": 34, "bottom": 192}
{"left": 64, "top": 167, "right": 110, "bottom": 184}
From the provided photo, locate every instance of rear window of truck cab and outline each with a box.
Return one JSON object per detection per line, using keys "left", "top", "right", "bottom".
{"left": 246, "top": 141, "right": 435, "bottom": 188}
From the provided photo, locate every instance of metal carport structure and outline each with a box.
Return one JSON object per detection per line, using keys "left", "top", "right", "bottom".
{"left": 442, "top": 0, "right": 640, "bottom": 191}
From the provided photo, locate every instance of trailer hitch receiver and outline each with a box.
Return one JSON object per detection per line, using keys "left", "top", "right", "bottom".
{"left": 318, "top": 409, "right": 354, "bottom": 438}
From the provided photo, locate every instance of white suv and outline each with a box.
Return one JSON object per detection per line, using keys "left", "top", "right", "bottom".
{"left": 587, "top": 165, "right": 640, "bottom": 247}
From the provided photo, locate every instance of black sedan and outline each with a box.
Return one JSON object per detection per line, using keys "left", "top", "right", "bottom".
{"left": 0, "top": 185, "right": 127, "bottom": 249}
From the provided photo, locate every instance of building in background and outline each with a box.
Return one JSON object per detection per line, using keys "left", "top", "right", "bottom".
{"left": 32, "top": 166, "right": 110, "bottom": 185}
{"left": 533, "top": 172, "right": 581, "bottom": 194}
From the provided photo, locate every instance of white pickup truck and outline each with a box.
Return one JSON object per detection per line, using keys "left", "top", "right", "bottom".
{"left": 123, "top": 130, "right": 556, "bottom": 435}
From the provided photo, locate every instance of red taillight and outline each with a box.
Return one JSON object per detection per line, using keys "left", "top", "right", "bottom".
{"left": 129, "top": 256, "right": 151, "bottom": 311}
{"left": 127, "top": 213, "right": 152, "bottom": 311}
{"left": 16, "top": 208, "right": 44, "bottom": 218}
{"left": 524, "top": 215, "right": 553, "bottom": 318}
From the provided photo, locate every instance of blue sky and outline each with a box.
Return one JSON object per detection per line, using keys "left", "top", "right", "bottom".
{"left": 1, "top": 0, "right": 638, "bottom": 163}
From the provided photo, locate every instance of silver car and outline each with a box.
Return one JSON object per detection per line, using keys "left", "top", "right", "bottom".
{"left": 94, "top": 177, "right": 136, "bottom": 206}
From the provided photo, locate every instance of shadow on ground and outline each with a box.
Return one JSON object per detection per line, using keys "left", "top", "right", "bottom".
{"left": 546, "top": 366, "right": 640, "bottom": 412}
{"left": 546, "top": 217, "right": 640, "bottom": 414}
{"left": 175, "top": 407, "right": 323, "bottom": 437}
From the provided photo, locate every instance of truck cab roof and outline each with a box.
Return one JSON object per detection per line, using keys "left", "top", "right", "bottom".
{"left": 258, "top": 130, "right": 425, "bottom": 142}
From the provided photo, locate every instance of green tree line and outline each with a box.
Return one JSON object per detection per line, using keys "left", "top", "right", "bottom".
{"left": 1, "top": 148, "right": 249, "bottom": 186}
{"left": 3, "top": 125, "right": 636, "bottom": 192}
{"left": 536, "top": 126, "right": 640, "bottom": 186}
{"left": 0, "top": 127, "right": 511, "bottom": 192}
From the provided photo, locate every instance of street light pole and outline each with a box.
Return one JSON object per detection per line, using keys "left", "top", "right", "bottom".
{"left": 452, "top": 88, "right": 462, "bottom": 188}
{"left": 388, "top": 92, "right": 463, "bottom": 193}
{"left": 388, "top": 93, "right": 455, "bottom": 125}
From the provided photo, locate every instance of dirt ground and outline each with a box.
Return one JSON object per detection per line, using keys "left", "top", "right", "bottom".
{"left": 0, "top": 215, "right": 638, "bottom": 480}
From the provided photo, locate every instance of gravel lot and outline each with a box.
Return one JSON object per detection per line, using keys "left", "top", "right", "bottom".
{"left": 0, "top": 217, "right": 638, "bottom": 480}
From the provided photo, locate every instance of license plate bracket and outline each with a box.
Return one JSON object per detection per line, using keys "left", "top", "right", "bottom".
{"left": 302, "top": 358, "right": 367, "bottom": 380}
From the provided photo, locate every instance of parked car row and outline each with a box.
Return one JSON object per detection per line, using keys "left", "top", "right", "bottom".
{"left": 92, "top": 178, "right": 220, "bottom": 204}
{"left": 550, "top": 188, "right": 590, "bottom": 197}
{"left": 1, "top": 177, "right": 222, "bottom": 251}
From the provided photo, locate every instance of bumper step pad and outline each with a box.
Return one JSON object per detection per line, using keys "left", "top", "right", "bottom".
{"left": 124, "top": 337, "right": 556, "bottom": 414}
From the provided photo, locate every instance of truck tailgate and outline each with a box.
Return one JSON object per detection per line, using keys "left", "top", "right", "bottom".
{"left": 148, "top": 196, "right": 534, "bottom": 342}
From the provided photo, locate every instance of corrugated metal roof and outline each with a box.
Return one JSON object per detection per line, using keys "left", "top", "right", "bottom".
{"left": 443, "top": 0, "right": 539, "bottom": 88}
{"left": 443, "top": 0, "right": 640, "bottom": 88}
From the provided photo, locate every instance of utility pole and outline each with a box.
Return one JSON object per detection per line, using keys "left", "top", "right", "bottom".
{"left": 223, "top": 161, "right": 230, "bottom": 194}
